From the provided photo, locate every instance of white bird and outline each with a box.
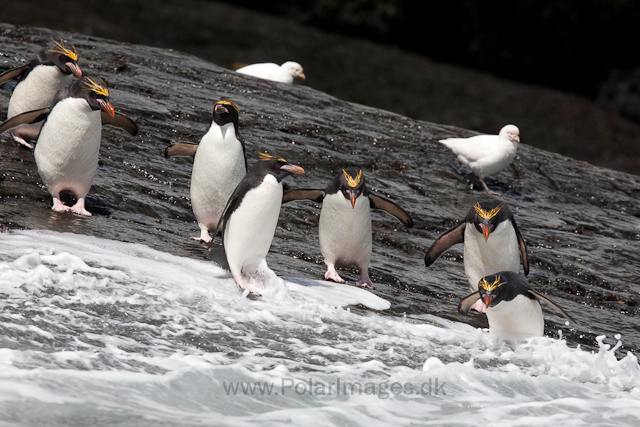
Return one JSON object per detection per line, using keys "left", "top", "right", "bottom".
{"left": 236, "top": 61, "right": 306, "bottom": 84}
{"left": 439, "top": 124, "right": 521, "bottom": 195}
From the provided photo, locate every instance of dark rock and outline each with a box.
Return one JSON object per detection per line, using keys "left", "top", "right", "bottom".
{"left": 1, "top": 24, "right": 639, "bottom": 355}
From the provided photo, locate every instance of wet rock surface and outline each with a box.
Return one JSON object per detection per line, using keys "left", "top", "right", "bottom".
{"left": 1, "top": 24, "right": 639, "bottom": 355}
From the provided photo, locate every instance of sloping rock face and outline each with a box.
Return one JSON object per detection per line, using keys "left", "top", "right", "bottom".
{"left": 1, "top": 24, "right": 639, "bottom": 353}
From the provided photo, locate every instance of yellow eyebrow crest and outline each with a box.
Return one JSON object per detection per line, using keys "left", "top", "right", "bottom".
{"left": 216, "top": 100, "right": 239, "bottom": 113}
{"left": 50, "top": 40, "right": 78, "bottom": 61}
{"left": 83, "top": 77, "right": 109, "bottom": 97}
{"left": 474, "top": 202, "right": 501, "bottom": 220}
{"left": 479, "top": 275, "right": 506, "bottom": 292}
{"left": 259, "top": 152, "right": 286, "bottom": 162}
{"left": 343, "top": 169, "right": 362, "bottom": 187}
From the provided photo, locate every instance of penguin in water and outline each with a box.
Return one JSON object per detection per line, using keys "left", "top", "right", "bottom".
{"left": 211, "top": 153, "right": 304, "bottom": 295}
{"left": 283, "top": 168, "right": 413, "bottom": 289}
{"left": 424, "top": 199, "right": 528, "bottom": 312}
{"left": 0, "top": 40, "right": 82, "bottom": 148}
{"left": 236, "top": 61, "right": 306, "bottom": 84}
{"left": 163, "top": 101, "right": 247, "bottom": 242}
{"left": 0, "top": 76, "right": 138, "bottom": 216}
{"left": 439, "top": 124, "right": 520, "bottom": 195}
{"left": 459, "top": 271, "right": 576, "bottom": 340}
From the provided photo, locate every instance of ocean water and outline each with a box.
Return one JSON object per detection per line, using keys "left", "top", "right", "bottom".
{"left": 0, "top": 230, "right": 638, "bottom": 426}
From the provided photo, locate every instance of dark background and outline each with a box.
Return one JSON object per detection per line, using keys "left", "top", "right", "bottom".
{"left": 2, "top": 0, "right": 640, "bottom": 174}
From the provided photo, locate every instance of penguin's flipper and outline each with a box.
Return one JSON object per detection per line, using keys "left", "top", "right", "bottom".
{"left": 528, "top": 290, "right": 577, "bottom": 325}
{"left": 0, "top": 108, "right": 50, "bottom": 134}
{"left": 207, "top": 243, "right": 230, "bottom": 271}
{"left": 512, "top": 217, "right": 529, "bottom": 276}
{"left": 424, "top": 223, "right": 465, "bottom": 267}
{"left": 458, "top": 291, "right": 481, "bottom": 315}
{"left": 163, "top": 142, "right": 198, "bottom": 159}
{"left": 282, "top": 189, "right": 324, "bottom": 204}
{"left": 212, "top": 189, "right": 244, "bottom": 238}
{"left": 101, "top": 112, "right": 138, "bottom": 135}
{"left": 0, "top": 65, "right": 29, "bottom": 85}
{"left": 369, "top": 194, "right": 413, "bottom": 227}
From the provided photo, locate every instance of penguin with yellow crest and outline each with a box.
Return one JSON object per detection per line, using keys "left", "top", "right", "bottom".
{"left": 284, "top": 168, "right": 413, "bottom": 289}
{"left": 424, "top": 199, "right": 529, "bottom": 312}
{"left": 0, "top": 76, "right": 138, "bottom": 216}
{"left": 0, "top": 40, "right": 83, "bottom": 148}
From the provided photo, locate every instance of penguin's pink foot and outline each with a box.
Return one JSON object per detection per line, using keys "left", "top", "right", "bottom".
{"left": 470, "top": 299, "right": 486, "bottom": 313}
{"left": 324, "top": 265, "right": 345, "bottom": 283}
{"left": 191, "top": 229, "right": 212, "bottom": 243}
{"left": 356, "top": 268, "right": 375, "bottom": 289}
{"left": 70, "top": 198, "right": 92, "bottom": 216}
{"left": 12, "top": 135, "right": 34, "bottom": 150}
{"left": 233, "top": 274, "right": 261, "bottom": 296}
{"left": 51, "top": 197, "right": 70, "bottom": 213}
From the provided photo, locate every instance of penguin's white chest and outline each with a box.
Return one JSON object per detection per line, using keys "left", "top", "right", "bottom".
{"left": 319, "top": 193, "right": 372, "bottom": 267}
{"left": 224, "top": 175, "right": 283, "bottom": 275}
{"left": 486, "top": 295, "right": 544, "bottom": 340}
{"left": 190, "top": 124, "right": 245, "bottom": 229}
{"left": 34, "top": 98, "right": 102, "bottom": 197}
{"left": 463, "top": 221, "right": 521, "bottom": 290}
{"left": 8, "top": 66, "right": 74, "bottom": 118}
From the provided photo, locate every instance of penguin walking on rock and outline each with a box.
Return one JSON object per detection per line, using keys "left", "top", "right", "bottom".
{"left": 211, "top": 153, "right": 304, "bottom": 295}
{"left": 164, "top": 101, "right": 247, "bottom": 242}
{"left": 424, "top": 199, "right": 528, "bottom": 312}
{"left": 459, "top": 271, "right": 576, "bottom": 340}
{"left": 0, "top": 77, "right": 138, "bottom": 216}
{"left": 439, "top": 124, "right": 520, "bottom": 195}
{"left": 0, "top": 40, "right": 82, "bottom": 148}
{"left": 283, "top": 168, "right": 413, "bottom": 289}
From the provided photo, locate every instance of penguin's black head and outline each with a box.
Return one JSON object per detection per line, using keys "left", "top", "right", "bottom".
{"left": 212, "top": 100, "right": 240, "bottom": 134}
{"left": 478, "top": 271, "right": 529, "bottom": 307}
{"left": 45, "top": 40, "right": 82, "bottom": 78}
{"left": 467, "top": 199, "right": 510, "bottom": 242}
{"left": 258, "top": 152, "right": 305, "bottom": 181}
{"left": 338, "top": 168, "right": 366, "bottom": 209}
{"left": 74, "top": 77, "right": 115, "bottom": 117}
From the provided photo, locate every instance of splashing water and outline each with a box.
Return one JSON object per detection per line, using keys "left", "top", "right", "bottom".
{"left": 0, "top": 230, "right": 638, "bottom": 426}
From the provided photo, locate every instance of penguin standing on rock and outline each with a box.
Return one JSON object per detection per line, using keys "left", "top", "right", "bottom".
{"left": 0, "top": 40, "right": 82, "bottom": 148}
{"left": 424, "top": 199, "right": 528, "bottom": 312}
{"left": 283, "top": 168, "right": 413, "bottom": 289}
{"left": 439, "top": 124, "right": 520, "bottom": 195}
{"left": 459, "top": 271, "right": 576, "bottom": 340}
{"left": 212, "top": 153, "right": 304, "bottom": 295}
{"left": 0, "top": 76, "right": 138, "bottom": 216}
{"left": 164, "top": 100, "right": 247, "bottom": 242}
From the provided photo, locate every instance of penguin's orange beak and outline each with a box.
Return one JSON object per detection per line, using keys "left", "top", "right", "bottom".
{"left": 479, "top": 223, "right": 490, "bottom": 242}
{"left": 97, "top": 99, "right": 115, "bottom": 117}
{"left": 214, "top": 104, "right": 229, "bottom": 115}
{"left": 349, "top": 192, "right": 356, "bottom": 208}
{"left": 66, "top": 62, "right": 82, "bottom": 78}
{"left": 281, "top": 164, "right": 305, "bottom": 175}
{"left": 483, "top": 295, "right": 495, "bottom": 308}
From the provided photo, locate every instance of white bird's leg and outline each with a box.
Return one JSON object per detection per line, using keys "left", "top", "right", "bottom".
{"left": 191, "top": 225, "right": 212, "bottom": 243}
{"left": 324, "top": 264, "right": 345, "bottom": 283}
{"left": 70, "top": 197, "right": 92, "bottom": 216}
{"left": 51, "top": 194, "right": 70, "bottom": 212}
{"left": 233, "top": 274, "right": 261, "bottom": 296}
{"left": 470, "top": 299, "right": 486, "bottom": 313}
{"left": 356, "top": 267, "right": 375, "bottom": 289}
{"left": 480, "top": 178, "right": 500, "bottom": 196}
